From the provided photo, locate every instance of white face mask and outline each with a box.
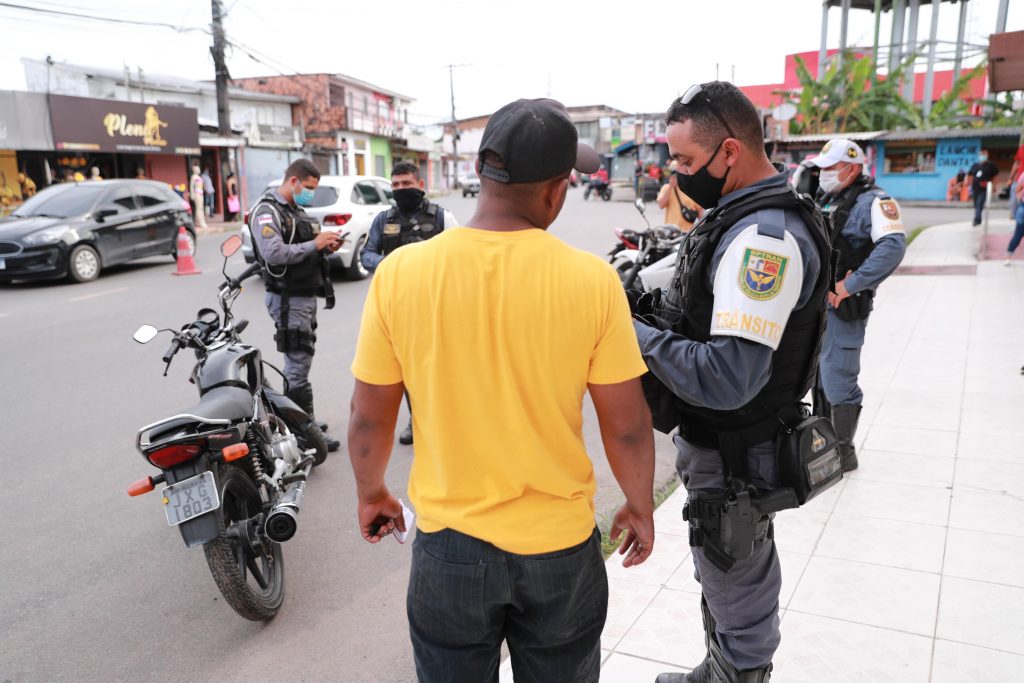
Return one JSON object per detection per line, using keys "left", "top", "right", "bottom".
{"left": 819, "top": 169, "right": 845, "bottom": 194}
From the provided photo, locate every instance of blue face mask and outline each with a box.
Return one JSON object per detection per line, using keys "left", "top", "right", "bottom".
{"left": 294, "top": 184, "right": 315, "bottom": 206}
{"left": 978, "top": 154, "right": 989, "bottom": 163}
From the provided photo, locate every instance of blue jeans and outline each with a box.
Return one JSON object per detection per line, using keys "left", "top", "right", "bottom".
{"left": 407, "top": 527, "right": 607, "bottom": 683}
{"left": 1009, "top": 205, "right": 1024, "bottom": 255}
{"left": 973, "top": 189, "right": 987, "bottom": 224}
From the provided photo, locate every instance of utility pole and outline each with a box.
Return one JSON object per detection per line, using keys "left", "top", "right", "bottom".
{"left": 211, "top": 0, "right": 231, "bottom": 137}
{"left": 445, "top": 64, "right": 469, "bottom": 189}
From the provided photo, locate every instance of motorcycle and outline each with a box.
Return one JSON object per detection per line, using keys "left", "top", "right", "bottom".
{"left": 126, "top": 234, "right": 328, "bottom": 621}
{"left": 584, "top": 180, "right": 613, "bottom": 201}
{"left": 609, "top": 198, "right": 686, "bottom": 290}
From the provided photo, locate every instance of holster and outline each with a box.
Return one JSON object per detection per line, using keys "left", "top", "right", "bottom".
{"left": 776, "top": 414, "right": 843, "bottom": 505}
{"left": 274, "top": 293, "right": 317, "bottom": 355}
{"left": 684, "top": 483, "right": 798, "bottom": 573}
{"left": 834, "top": 289, "right": 873, "bottom": 322}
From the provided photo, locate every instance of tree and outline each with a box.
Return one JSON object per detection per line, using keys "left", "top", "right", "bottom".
{"left": 976, "top": 90, "right": 1024, "bottom": 127}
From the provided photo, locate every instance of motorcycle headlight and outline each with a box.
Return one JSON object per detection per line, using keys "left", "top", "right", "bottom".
{"left": 21, "top": 226, "right": 77, "bottom": 247}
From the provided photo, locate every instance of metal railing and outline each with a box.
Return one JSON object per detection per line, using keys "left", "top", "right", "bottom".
{"left": 977, "top": 182, "right": 993, "bottom": 260}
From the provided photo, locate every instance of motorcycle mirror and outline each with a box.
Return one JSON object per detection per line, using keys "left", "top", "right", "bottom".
{"left": 220, "top": 235, "right": 242, "bottom": 257}
{"left": 133, "top": 325, "right": 159, "bottom": 344}
{"left": 634, "top": 198, "right": 646, "bottom": 215}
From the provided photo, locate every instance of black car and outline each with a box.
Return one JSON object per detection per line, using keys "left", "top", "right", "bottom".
{"left": 0, "top": 179, "right": 195, "bottom": 283}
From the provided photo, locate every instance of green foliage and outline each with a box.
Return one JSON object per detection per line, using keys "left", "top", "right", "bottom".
{"left": 775, "top": 51, "right": 989, "bottom": 134}
{"left": 976, "top": 90, "right": 1024, "bottom": 127}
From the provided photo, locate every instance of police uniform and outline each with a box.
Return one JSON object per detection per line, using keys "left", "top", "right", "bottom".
{"left": 815, "top": 172, "right": 906, "bottom": 471}
{"left": 250, "top": 189, "right": 338, "bottom": 449}
{"left": 636, "top": 170, "right": 830, "bottom": 681}
{"left": 361, "top": 199, "right": 454, "bottom": 272}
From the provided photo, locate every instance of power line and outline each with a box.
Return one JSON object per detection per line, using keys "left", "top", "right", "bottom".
{"left": 0, "top": 1, "right": 209, "bottom": 32}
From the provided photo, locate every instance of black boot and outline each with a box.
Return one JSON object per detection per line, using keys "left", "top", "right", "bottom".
{"left": 288, "top": 384, "right": 340, "bottom": 453}
{"left": 399, "top": 418, "right": 413, "bottom": 445}
{"left": 656, "top": 597, "right": 772, "bottom": 683}
{"left": 831, "top": 403, "right": 861, "bottom": 472}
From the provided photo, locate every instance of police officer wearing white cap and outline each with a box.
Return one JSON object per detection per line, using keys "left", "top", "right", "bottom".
{"left": 808, "top": 139, "right": 906, "bottom": 471}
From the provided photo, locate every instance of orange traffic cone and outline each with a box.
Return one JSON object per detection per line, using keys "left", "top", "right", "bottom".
{"left": 172, "top": 225, "right": 201, "bottom": 276}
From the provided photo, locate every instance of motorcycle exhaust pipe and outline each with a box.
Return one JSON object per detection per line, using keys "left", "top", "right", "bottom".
{"left": 264, "top": 477, "right": 306, "bottom": 543}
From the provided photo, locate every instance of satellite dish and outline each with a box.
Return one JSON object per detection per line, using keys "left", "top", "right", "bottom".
{"left": 772, "top": 103, "right": 797, "bottom": 121}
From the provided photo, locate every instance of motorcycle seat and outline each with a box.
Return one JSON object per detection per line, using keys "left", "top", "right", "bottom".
{"left": 147, "top": 386, "right": 254, "bottom": 443}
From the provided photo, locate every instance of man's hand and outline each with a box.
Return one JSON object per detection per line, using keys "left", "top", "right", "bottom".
{"left": 357, "top": 488, "right": 406, "bottom": 543}
{"left": 828, "top": 270, "right": 854, "bottom": 308}
{"left": 315, "top": 231, "right": 343, "bottom": 252}
{"left": 609, "top": 503, "right": 654, "bottom": 567}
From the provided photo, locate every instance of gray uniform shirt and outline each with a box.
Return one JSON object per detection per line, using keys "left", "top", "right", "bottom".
{"left": 250, "top": 191, "right": 318, "bottom": 267}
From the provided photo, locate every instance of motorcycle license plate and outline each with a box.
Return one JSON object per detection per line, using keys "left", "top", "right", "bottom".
{"left": 161, "top": 471, "right": 219, "bottom": 526}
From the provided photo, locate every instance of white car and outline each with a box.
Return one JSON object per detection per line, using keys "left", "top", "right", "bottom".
{"left": 241, "top": 175, "right": 394, "bottom": 280}
{"left": 460, "top": 173, "right": 480, "bottom": 197}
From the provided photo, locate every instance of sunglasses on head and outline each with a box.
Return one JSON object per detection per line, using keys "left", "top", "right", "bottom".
{"left": 678, "top": 84, "right": 737, "bottom": 140}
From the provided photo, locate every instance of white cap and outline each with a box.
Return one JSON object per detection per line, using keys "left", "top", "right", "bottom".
{"left": 809, "top": 139, "right": 866, "bottom": 168}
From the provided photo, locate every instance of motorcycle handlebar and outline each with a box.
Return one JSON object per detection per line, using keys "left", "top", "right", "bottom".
{"left": 161, "top": 337, "right": 183, "bottom": 363}
{"left": 223, "top": 262, "right": 263, "bottom": 291}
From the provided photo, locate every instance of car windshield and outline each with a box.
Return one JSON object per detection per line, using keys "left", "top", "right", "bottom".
{"left": 12, "top": 184, "right": 107, "bottom": 218}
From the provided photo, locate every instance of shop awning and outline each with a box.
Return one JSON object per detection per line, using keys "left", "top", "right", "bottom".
{"left": 615, "top": 141, "right": 637, "bottom": 154}
{"left": 0, "top": 91, "right": 53, "bottom": 150}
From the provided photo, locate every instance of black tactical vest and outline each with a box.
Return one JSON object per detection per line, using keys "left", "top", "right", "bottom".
{"left": 380, "top": 202, "right": 443, "bottom": 256}
{"left": 650, "top": 184, "right": 832, "bottom": 453}
{"left": 252, "top": 193, "right": 325, "bottom": 297}
{"left": 821, "top": 176, "right": 877, "bottom": 276}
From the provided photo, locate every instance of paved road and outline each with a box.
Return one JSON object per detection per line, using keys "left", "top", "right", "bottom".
{"left": 0, "top": 188, "right": 972, "bottom": 682}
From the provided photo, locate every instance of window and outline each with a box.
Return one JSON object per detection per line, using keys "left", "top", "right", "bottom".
{"left": 310, "top": 186, "right": 340, "bottom": 208}
{"left": 375, "top": 155, "right": 386, "bottom": 178}
{"left": 101, "top": 187, "right": 138, "bottom": 213}
{"left": 884, "top": 145, "right": 937, "bottom": 174}
{"left": 351, "top": 182, "right": 382, "bottom": 205}
{"left": 135, "top": 187, "right": 166, "bottom": 207}
{"left": 373, "top": 180, "right": 394, "bottom": 203}
{"left": 329, "top": 84, "right": 346, "bottom": 109}
{"left": 12, "top": 183, "right": 106, "bottom": 218}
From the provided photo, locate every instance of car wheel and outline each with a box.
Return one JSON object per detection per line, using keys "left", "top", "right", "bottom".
{"left": 68, "top": 244, "right": 101, "bottom": 283}
{"left": 344, "top": 235, "right": 370, "bottom": 281}
{"left": 172, "top": 229, "right": 197, "bottom": 261}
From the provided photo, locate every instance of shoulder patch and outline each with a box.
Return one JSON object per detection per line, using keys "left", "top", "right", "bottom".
{"left": 257, "top": 213, "right": 275, "bottom": 225}
{"left": 739, "top": 248, "right": 789, "bottom": 301}
{"left": 261, "top": 225, "right": 275, "bottom": 238}
{"left": 870, "top": 196, "right": 905, "bottom": 242}
{"left": 878, "top": 199, "right": 900, "bottom": 220}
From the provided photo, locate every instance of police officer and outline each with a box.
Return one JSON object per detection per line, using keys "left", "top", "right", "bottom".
{"left": 251, "top": 158, "right": 343, "bottom": 452}
{"left": 809, "top": 139, "right": 906, "bottom": 472}
{"left": 632, "top": 82, "right": 831, "bottom": 683}
{"left": 361, "top": 161, "right": 457, "bottom": 445}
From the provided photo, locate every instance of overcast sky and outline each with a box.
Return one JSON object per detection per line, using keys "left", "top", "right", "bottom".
{"left": 0, "top": 0, "right": 1020, "bottom": 126}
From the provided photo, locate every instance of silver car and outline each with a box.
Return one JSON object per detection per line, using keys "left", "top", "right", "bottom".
{"left": 241, "top": 175, "right": 394, "bottom": 280}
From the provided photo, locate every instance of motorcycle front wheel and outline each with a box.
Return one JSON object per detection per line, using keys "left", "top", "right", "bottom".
{"left": 203, "top": 465, "right": 285, "bottom": 621}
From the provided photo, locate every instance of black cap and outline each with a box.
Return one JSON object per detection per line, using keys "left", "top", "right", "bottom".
{"left": 478, "top": 99, "right": 601, "bottom": 184}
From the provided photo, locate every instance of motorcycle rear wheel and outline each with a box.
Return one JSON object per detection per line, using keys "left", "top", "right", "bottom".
{"left": 203, "top": 465, "right": 285, "bottom": 621}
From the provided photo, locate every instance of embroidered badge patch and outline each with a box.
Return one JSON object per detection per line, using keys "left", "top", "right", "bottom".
{"left": 879, "top": 199, "right": 900, "bottom": 220}
{"left": 261, "top": 225, "right": 275, "bottom": 238}
{"left": 257, "top": 214, "right": 274, "bottom": 224}
{"left": 739, "top": 248, "right": 788, "bottom": 301}
{"left": 383, "top": 223, "right": 400, "bottom": 235}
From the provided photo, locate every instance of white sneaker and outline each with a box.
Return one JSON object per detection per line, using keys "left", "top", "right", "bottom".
{"left": 1005, "top": 258, "right": 1013, "bottom": 267}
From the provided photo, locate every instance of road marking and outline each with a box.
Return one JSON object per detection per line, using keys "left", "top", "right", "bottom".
{"left": 68, "top": 287, "right": 127, "bottom": 303}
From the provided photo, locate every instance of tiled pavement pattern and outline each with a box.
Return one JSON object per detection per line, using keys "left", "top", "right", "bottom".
{"left": 502, "top": 222, "right": 1024, "bottom": 681}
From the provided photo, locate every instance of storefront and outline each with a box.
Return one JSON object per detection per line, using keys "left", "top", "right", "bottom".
{"left": 48, "top": 93, "right": 200, "bottom": 189}
{"left": 0, "top": 90, "right": 55, "bottom": 214}
{"left": 240, "top": 122, "right": 305, "bottom": 207}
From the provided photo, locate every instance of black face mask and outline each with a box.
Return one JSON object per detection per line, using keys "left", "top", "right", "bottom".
{"left": 393, "top": 188, "right": 425, "bottom": 213}
{"left": 675, "top": 140, "right": 730, "bottom": 209}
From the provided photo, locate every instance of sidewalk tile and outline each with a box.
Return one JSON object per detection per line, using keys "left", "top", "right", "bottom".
{"left": 772, "top": 509, "right": 829, "bottom": 555}
{"left": 772, "top": 612, "right": 932, "bottom": 683}
{"left": 957, "top": 431, "right": 1024, "bottom": 462}
{"left": 931, "top": 640, "right": 1024, "bottom": 682}
{"left": 943, "top": 528, "right": 1024, "bottom": 588}
{"left": 861, "top": 425, "right": 958, "bottom": 457}
{"left": 964, "top": 372, "right": 1024, "bottom": 396}
{"left": 960, "top": 403, "right": 1024, "bottom": 435}
{"left": 948, "top": 488, "right": 1024, "bottom": 537}
{"left": 604, "top": 533, "right": 690, "bottom": 587}
{"left": 834, "top": 478, "right": 951, "bottom": 526}
{"left": 778, "top": 551, "right": 812, "bottom": 609}
{"left": 616, "top": 587, "right": 707, "bottom": 667}
{"left": 873, "top": 397, "right": 961, "bottom": 431}
{"left": 850, "top": 449, "right": 955, "bottom": 489}
{"left": 954, "top": 458, "right": 1024, "bottom": 496}
{"left": 788, "top": 557, "right": 940, "bottom": 635}
{"left": 599, "top": 653, "right": 685, "bottom": 682}
{"left": 602, "top": 578, "right": 661, "bottom": 650}
{"left": 937, "top": 576, "right": 1024, "bottom": 654}
{"left": 815, "top": 513, "right": 946, "bottom": 573}
{"left": 652, "top": 493, "right": 687, "bottom": 538}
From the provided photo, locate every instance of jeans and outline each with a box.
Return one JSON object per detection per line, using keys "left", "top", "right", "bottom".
{"left": 973, "top": 189, "right": 987, "bottom": 225}
{"left": 407, "top": 527, "right": 607, "bottom": 683}
{"left": 1009, "top": 205, "right": 1024, "bottom": 255}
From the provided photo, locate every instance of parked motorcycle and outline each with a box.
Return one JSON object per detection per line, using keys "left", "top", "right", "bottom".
{"left": 585, "top": 180, "right": 613, "bottom": 201}
{"left": 609, "top": 198, "right": 685, "bottom": 290}
{"left": 126, "top": 235, "right": 328, "bottom": 621}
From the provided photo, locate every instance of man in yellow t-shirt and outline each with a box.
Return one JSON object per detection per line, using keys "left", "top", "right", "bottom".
{"left": 348, "top": 98, "right": 656, "bottom": 682}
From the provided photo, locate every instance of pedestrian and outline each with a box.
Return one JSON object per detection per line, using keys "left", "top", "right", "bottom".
{"left": 1008, "top": 141, "right": 1024, "bottom": 220}
{"left": 584, "top": 164, "right": 609, "bottom": 200}
{"left": 202, "top": 168, "right": 215, "bottom": 217}
{"left": 810, "top": 139, "right": 906, "bottom": 471}
{"left": 225, "top": 172, "right": 240, "bottom": 221}
{"left": 968, "top": 150, "right": 999, "bottom": 226}
{"left": 1005, "top": 181, "right": 1024, "bottom": 266}
{"left": 656, "top": 161, "right": 702, "bottom": 232}
{"left": 634, "top": 156, "right": 644, "bottom": 195}
{"left": 190, "top": 165, "right": 207, "bottom": 229}
{"left": 946, "top": 170, "right": 967, "bottom": 202}
{"left": 631, "top": 82, "right": 832, "bottom": 683}
{"left": 348, "top": 98, "right": 656, "bottom": 683}
{"left": 250, "top": 158, "right": 343, "bottom": 452}
{"left": 361, "top": 160, "right": 458, "bottom": 446}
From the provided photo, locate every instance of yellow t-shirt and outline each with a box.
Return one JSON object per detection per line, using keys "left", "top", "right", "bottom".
{"left": 351, "top": 226, "right": 648, "bottom": 554}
